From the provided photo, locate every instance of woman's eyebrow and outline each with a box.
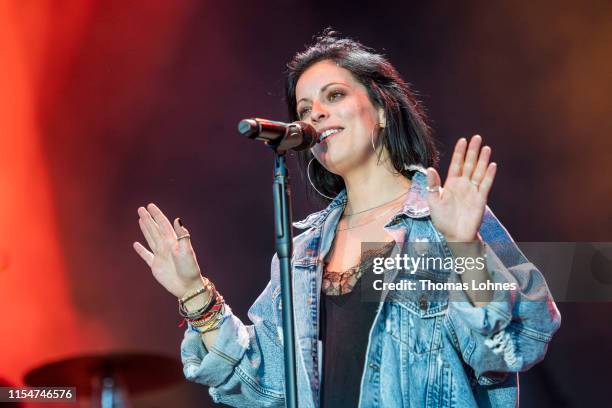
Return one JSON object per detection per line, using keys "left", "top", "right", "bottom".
{"left": 297, "top": 81, "right": 348, "bottom": 105}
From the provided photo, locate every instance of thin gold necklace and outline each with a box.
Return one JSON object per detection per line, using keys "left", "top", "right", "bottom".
{"left": 342, "top": 189, "right": 410, "bottom": 217}
{"left": 336, "top": 203, "right": 401, "bottom": 231}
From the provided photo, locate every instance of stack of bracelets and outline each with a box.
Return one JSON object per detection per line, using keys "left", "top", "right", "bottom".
{"left": 178, "top": 278, "right": 225, "bottom": 334}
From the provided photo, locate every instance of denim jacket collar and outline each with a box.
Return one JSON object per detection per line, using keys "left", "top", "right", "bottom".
{"left": 293, "top": 165, "right": 431, "bottom": 230}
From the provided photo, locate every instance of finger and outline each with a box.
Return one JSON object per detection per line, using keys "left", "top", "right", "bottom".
{"left": 133, "top": 241, "right": 154, "bottom": 267}
{"left": 479, "top": 163, "right": 497, "bottom": 196}
{"left": 173, "top": 217, "right": 190, "bottom": 240}
{"left": 471, "top": 145, "right": 491, "bottom": 185}
{"left": 138, "top": 218, "right": 157, "bottom": 251}
{"left": 172, "top": 218, "right": 201, "bottom": 274}
{"left": 447, "top": 138, "right": 467, "bottom": 178}
{"left": 426, "top": 167, "right": 442, "bottom": 203}
{"left": 138, "top": 206, "right": 162, "bottom": 249}
{"left": 147, "top": 203, "right": 177, "bottom": 239}
{"left": 173, "top": 217, "right": 194, "bottom": 252}
{"left": 461, "top": 135, "right": 482, "bottom": 179}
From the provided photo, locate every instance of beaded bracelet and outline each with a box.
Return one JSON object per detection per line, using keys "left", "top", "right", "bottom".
{"left": 189, "top": 293, "right": 223, "bottom": 321}
{"left": 190, "top": 299, "right": 224, "bottom": 324}
{"left": 179, "top": 277, "right": 211, "bottom": 302}
{"left": 190, "top": 304, "right": 225, "bottom": 333}
{"left": 177, "top": 278, "right": 225, "bottom": 334}
{"left": 193, "top": 297, "right": 223, "bottom": 318}
{"left": 178, "top": 280, "right": 216, "bottom": 319}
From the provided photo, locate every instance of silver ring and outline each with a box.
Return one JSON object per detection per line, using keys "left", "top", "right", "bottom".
{"left": 470, "top": 180, "right": 480, "bottom": 187}
{"left": 426, "top": 185, "right": 441, "bottom": 193}
{"left": 177, "top": 234, "right": 191, "bottom": 241}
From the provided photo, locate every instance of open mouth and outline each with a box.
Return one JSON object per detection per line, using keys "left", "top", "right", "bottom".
{"left": 319, "top": 127, "right": 343, "bottom": 142}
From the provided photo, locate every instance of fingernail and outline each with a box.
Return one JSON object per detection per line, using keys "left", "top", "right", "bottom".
{"left": 178, "top": 218, "right": 184, "bottom": 227}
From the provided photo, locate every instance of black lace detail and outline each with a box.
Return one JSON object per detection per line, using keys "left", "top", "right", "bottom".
{"left": 322, "top": 241, "right": 396, "bottom": 295}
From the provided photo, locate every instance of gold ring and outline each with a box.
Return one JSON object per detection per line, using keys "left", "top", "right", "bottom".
{"left": 177, "top": 234, "right": 191, "bottom": 241}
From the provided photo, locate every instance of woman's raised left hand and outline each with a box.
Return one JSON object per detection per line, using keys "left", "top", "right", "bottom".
{"left": 425, "top": 135, "right": 497, "bottom": 242}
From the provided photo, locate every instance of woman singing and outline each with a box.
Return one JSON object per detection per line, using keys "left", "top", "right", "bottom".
{"left": 133, "top": 31, "right": 560, "bottom": 407}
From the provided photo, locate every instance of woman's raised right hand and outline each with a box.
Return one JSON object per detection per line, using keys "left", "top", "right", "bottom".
{"left": 133, "top": 203, "right": 204, "bottom": 298}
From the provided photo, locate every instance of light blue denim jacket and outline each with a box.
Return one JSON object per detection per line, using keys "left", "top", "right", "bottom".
{"left": 181, "top": 169, "right": 561, "bottom": 407}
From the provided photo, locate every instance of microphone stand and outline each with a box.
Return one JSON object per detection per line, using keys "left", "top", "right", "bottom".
{"left": 239, "top": 119, "right": 317, "bottom": 408}
{"left": 271, "top": 147, "right": 298, "bottom": 408}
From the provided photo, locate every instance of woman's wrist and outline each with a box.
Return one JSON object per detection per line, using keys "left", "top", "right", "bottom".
{"left": 180, "top": 277, "right": 212, "bottom": 312}
{"left": 180, "top": 276, "right": 207, "bottom": 297}
{"left": 183, "top": 291, "right": 212, "bottom": 312}
{"left": 177, "top": 276, "right": 226, "bottom": 334}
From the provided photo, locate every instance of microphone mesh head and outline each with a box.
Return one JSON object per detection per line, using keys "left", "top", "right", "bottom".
{"left": 237, "top": 119, "right": 258, "bottom": 138}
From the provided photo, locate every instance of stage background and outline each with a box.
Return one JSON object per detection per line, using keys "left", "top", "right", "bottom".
{"left": 1, "top": 0, "right": 611, "bottom": 406}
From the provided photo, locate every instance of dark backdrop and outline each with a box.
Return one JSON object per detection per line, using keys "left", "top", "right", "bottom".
{"left": 1, "top": 1, "right": 610, "bottom": 406}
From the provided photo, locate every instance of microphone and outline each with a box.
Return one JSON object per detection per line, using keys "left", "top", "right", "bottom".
{"left": 238, "top": 118, "right": 318, "bottom": 152}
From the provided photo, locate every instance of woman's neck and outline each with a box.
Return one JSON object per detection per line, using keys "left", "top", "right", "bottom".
{"left": 342, "top": 159, "right": 412, "bottom": 215}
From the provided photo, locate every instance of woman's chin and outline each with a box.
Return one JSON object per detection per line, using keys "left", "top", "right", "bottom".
{"left": 318, "top": 158, "right": 360, "bottom": 178}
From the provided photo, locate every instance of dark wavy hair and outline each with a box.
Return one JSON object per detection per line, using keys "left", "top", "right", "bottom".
{"left": 286, "top": 30, "right": 439, "bottom": 202}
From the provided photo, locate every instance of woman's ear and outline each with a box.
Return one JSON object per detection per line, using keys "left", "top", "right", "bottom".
{"left": 378, "top": 108, "right": 386, "bottom": 128}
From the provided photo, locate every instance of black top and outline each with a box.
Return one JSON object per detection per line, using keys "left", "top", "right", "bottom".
{"left": 319, "top": 242, "right": 395, "bottom": 408}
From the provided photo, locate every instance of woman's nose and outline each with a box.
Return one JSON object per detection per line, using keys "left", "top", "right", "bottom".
{"left": 310, "top": 101, "right": 328, "bottom": 123}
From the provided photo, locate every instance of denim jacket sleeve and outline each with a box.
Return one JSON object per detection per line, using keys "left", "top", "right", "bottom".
{"left": 180, "top": 255, "right": 286, "bottom": 407}
{"left": 444, "top": 207, "right": 561, "bottom": 385}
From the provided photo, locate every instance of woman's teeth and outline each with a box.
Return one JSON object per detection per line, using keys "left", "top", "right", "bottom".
{"left": 320, "top": 128, "right": 343, "bottom": 141}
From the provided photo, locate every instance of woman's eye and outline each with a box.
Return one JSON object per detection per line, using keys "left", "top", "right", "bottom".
{"left": 329, "top": 91, "right": 344, "bottom": 101}
{"left": 298, "top": 107, "right": 311, "bottom": 119}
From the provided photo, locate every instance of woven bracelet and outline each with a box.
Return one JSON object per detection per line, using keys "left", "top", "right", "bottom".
{"left": 178, "top": 282, "right": 216, "bottom": 318}
{"left": 191, "top": 304, "right": 225, "bottom": 333}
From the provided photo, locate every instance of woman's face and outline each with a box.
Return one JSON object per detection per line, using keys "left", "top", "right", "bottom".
{"left": 295, "top": 60, "right": 383, "bottom": 176}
